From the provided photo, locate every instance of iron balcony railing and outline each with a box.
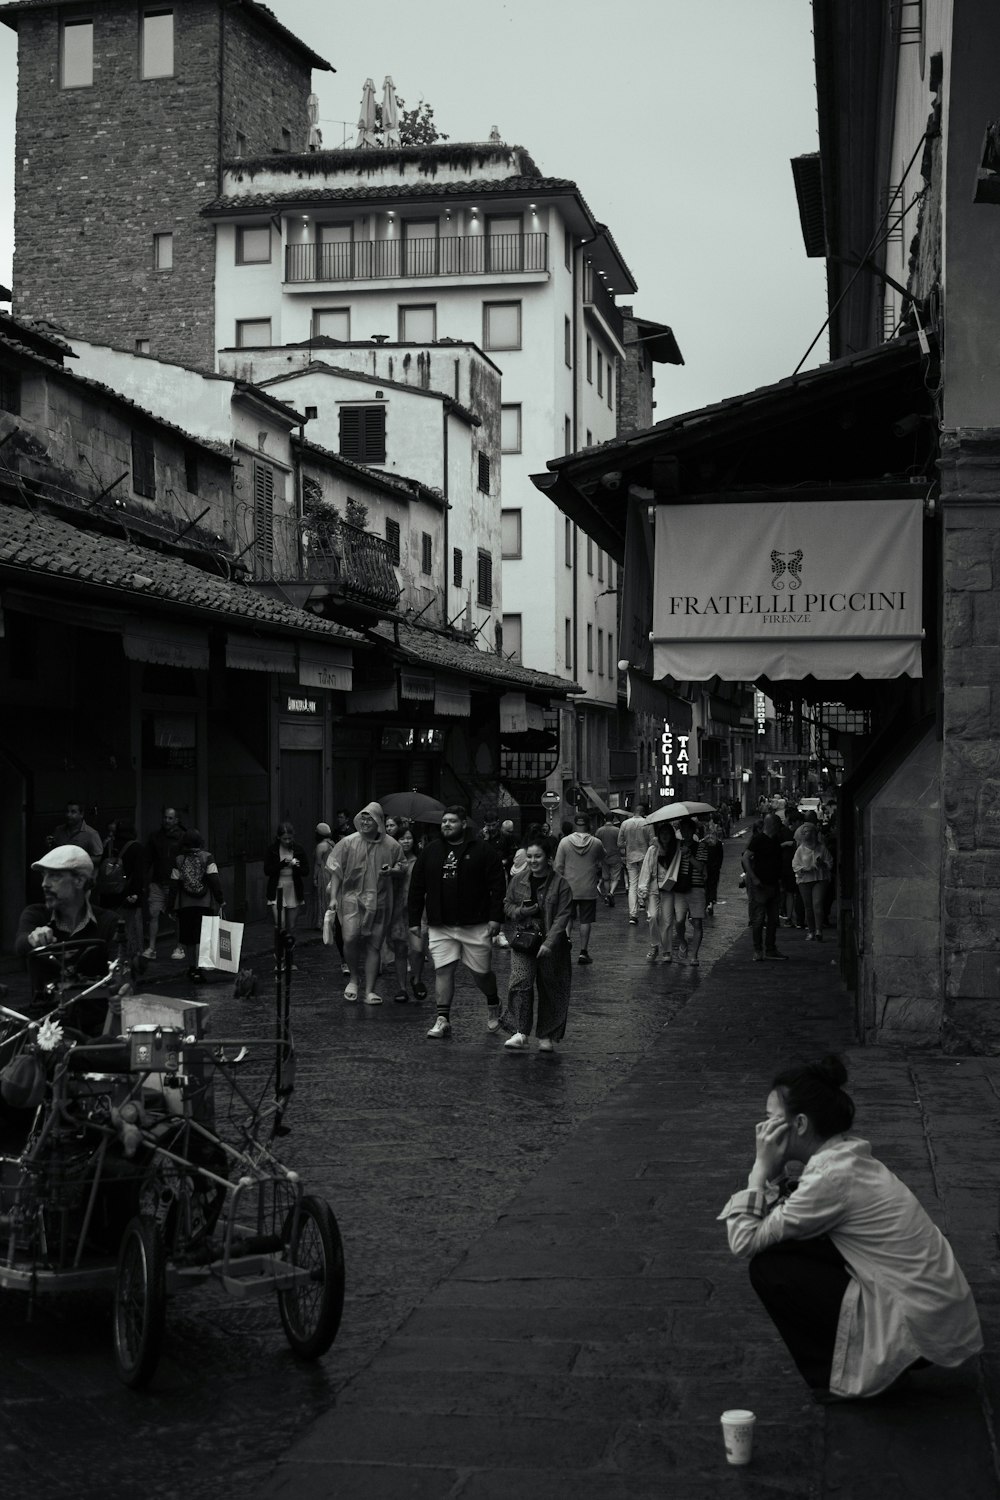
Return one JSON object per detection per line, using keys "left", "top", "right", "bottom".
{"left": 302, "top": 519, "right": 400, "bottom": 606}
{"left": 582, "top": 264, "right": 624, "bottom": 344}
{"left": 285, "top": 231, "right": 548, "bottom": 284}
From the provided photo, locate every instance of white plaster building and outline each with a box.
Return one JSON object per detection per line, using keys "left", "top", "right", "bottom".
{"left": 201, "top": 141, "right": 638, "bottom": 809}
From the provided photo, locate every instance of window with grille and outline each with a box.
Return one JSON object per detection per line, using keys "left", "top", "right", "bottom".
{"left": 477, "top": 550, "right": 493, "bottom": 606}
{"left": 385, "top": 517, "right": 401, "bottom": 563}
{"left": 131, "top": 430, "right": 156, "bottom": 499}
{"left": 0, "top": 368, "right": 21, "bottom": 416}
{"left": 478, "top": 452, "right": 490, "bottom": 493}
{"left": 421, "top": 533, "right": 433, "bottom": 575}
{"left": 339, "top": 405, "right": 386, "bottom": 464}
{"left": 184, "top": 449, "right": 198, "bottom": 495}
{"left": 453, "top": 547, "right": 463, "bottom": 586}
{"left": 253, "top": 461, "right": 274, "bottom": 571}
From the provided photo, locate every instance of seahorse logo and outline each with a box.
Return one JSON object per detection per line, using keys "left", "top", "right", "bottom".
{"left": 770, "top": 549, "right": 803, "bottom": 592}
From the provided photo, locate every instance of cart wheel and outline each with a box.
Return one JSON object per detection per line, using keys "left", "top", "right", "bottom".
{"left": 113, "top": 1216, "right": 167, "bottom": 1389}
{"left": 278, "top": 1195, "right": 344, "bottom": 1360}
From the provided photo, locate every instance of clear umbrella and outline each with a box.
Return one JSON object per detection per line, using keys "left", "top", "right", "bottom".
{"left": 381, "top": 76, "right": 400, "bottom": 148}
{"left": 306, "top": 92, "right": 322, "bottom": 150}
{"left": 356, "top": 77, "right": 378, "bottom": 148}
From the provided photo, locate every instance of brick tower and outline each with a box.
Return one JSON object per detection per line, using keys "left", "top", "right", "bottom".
{"left": 1, "top": 0, "right": 331, "bottom": 370}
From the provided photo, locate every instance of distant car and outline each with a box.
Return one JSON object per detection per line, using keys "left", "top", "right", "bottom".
{"left": 797, "top": 796, "right": 821, "bottom": 814}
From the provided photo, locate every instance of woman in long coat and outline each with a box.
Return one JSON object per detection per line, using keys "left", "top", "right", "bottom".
{"left": 501, "top": 834, "right": 573, "bottom": 1053}
{"left": 326, "top": 802, "right": 402, "bottom": 1005}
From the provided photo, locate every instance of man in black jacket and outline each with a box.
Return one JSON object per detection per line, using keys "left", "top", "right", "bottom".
{"left": 408, "top": 805, "right": 506, "bottom": 1039}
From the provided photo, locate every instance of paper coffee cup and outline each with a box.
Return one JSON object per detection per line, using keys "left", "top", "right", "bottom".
{"left": 720, "top": 1409, "right": 755, "bottom": 1466}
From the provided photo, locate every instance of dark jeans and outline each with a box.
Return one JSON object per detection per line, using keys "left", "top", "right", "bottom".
{"left": 748, "top": 1235, "right": 850, "bottom": 1389}
{"left": 748, "top": 883, "right": 780, "bottom": 954}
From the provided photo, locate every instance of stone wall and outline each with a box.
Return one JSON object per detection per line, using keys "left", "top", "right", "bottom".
{"left": 221, "top": 8, "right": 312, "bottom": 160}
{"left": 617, "top": 307, "right": 654, "bottom": 435}
{"left": 939, "top": 431, "right": 1000, "bottom": 1049}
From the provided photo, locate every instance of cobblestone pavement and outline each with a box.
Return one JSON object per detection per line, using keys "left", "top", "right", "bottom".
{"left": 0, "top": 848, "right": 748, "bottom": 1500}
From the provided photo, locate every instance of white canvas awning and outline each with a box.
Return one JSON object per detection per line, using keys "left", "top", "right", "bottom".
{"left": 651, "top": 498, "right": 924, "bottom": 682}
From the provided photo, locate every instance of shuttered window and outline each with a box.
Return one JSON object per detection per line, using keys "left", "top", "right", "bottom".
{"left": 453, "top": 547, "right": 463, "bottom": 586}
{"left": 131, "top": 430, "right": 156, "bottom": 498}
{"left": 478, "top": 452, "right": 490, "bottom": 494}
{"left": 253, "top": 461, "right": 274, "bottom": 571}
{"left": 421, "top": 532, "right": 432, "bottom": 575}
{"left": 477, "top": 549, "right": 493, "bottom": 607}
{"left": 385, "top": 517, "right": 400, "bottom": 564}
{"left": 339, "top": 404, "right": 386, "bottom": 464}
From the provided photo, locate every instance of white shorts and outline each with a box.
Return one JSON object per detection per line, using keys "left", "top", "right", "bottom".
{"left": 427, "top": 923, "right": 493, "bottom": 974}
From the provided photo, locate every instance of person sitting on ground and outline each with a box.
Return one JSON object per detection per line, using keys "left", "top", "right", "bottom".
{"left": 718, "top": 1055, "right": 983, "bottom": 1401}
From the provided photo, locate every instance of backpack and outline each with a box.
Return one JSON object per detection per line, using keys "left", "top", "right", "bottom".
{"left": 177, "top": 850, "right": 209, "bottom": 899}
{"left": 96, "top": 840, "right": 135, "bottom": 899}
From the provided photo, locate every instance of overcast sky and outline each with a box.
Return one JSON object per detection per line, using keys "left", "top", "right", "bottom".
{"left": 0, "top": 0, "right": 827, "bottom": 416}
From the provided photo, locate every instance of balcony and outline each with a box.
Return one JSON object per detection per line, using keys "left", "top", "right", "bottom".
{"left": 285, "top": 231, "right": 548, "bottom": 285}
{"left": 582, "top": 264, "right": 624, "bottom": 345}
{"left": 301, "top": 519, "right": 400, "bottom": 607}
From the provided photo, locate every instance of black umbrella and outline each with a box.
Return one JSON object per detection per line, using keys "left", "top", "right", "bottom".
{"left": 380, "top": 792, "right": 445, "bottom": 823}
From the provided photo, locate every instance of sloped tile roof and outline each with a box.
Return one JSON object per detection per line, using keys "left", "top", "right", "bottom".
{"left": 0, "top": 503, "right": 363, "bottom": 644}
{"left": 370, "top": 619, "right": 577, "bottom": 696}
{"left": 202, "top": 176, "right": 579, "bottom": 215}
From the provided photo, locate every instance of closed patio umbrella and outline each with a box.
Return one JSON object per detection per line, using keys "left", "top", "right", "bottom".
{"left": 356, "top": 77, "right": 377, "bottom": 148}
{"left": 381, "top": 76, "right": 401, "bottom": 148}
{"left": 306, "top": 92, "right": 322, "bottom": 150}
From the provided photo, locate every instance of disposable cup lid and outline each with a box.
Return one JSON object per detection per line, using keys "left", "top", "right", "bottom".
{"left": 721, "top": 1410, "right": 755, "bottom": 1422}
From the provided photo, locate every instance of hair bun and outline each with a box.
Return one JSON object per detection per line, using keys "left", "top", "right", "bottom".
{"left": 816, "top": 1054, "right": 848, "bottom": 1088}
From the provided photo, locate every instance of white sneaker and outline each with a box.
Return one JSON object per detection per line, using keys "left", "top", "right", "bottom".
{"left": 486, "top": 1003, "right": 501, "bottom": 1032}
{"left": 504, "top": 1032, "right": 528, "bottom": 1050}
{"left": 426, "top": 1015, "right": 451, "bottom": 1038}
{"left": 141, "top": 947, "right": 156, "bottom": 960}
{"left": 171, "top": 946, "right": 185, "bottom": 961}
{"left": 537, "top": 1037, "right": 554, "bottom": 1053}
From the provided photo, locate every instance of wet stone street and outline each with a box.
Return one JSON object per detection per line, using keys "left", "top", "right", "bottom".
{"left": 0, "top": 860, "right": 749, "bottom": 1500}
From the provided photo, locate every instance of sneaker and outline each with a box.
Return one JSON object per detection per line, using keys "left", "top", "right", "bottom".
{"left": 752, "top": 952, "right": 764, "bottom": 962}
{"left": 765, "top": 950, "right": 789, "bottom": 961}
{"left": 538, "top": 1037, "right": 554, "bottom": 1053}
{"left": 486, "top": 1004, "right": 501, "bottom": 1033}
{"left": 171, "top": 946, "right": 186, "bottom": 961}
{"left": 503, "top": 1032, "right": 528, "bottom": 1050}
{"left": 426, "top": 1015, "right": 451, "bottom": 1038}
{"left": 645, "top": 945, "right": 659, "bottom": 963}
{"left": 364, "top": 992, "right": 383, "bottom": 1006}
{"left": 142, "top": 946, "right": 156, "bottom": 960}
{"left": 628, "top": 916, "right": 638, "bottom": 925}
{"left": 577, "top": 951, "right": 593, "bottom": 965}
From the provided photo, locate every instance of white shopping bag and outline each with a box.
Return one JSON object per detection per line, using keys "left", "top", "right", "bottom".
{"left": 197, "top": 913, "right": 244, "bottom": 973}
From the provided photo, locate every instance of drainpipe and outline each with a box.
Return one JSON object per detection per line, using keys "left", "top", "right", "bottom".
{"left": 441, "top": 404, "right": 449, "bottom": 626}
{"left": 295, "top": 427, "right": 305, "bottom": 576}
{"left": 571, "top": 223, "right": 601, "bottom": 786}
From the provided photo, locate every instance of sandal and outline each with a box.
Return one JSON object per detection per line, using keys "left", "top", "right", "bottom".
{"left": 393, "top": 990, "right": 409, "bottom": 1004}
{"left": 344, "top": 982, "right": 359, "bottom": 1002}
{"left": 410, "top": 978, "right": 427, "bottom": 1000}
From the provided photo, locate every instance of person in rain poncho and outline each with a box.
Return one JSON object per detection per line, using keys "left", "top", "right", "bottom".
{"left": 326, "top": 802, "right": 403, "bottom": 1005}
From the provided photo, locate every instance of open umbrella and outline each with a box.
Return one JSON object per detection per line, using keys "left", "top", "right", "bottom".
{"left": 645, "top": 800, "right": 717, "bottom": 827}
{"left": 356, "top": 77, "right": 378, "bottom": 148}
{"left": 380, "top": 791, "right": 444, "bottom": 823}
{"left": 381, "top": 76, "right": 401, "bottom": 148}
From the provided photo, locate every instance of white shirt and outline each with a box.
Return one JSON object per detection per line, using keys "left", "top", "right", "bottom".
{"left": 718, "top": 1136, "right": 983, "bottom": 1396}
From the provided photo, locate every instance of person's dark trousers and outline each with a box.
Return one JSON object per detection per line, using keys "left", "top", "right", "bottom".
{"left": 748, "top": 883, "right": 780, "bottom": 954}
{"left": 748, "top": 1236, "right": 850, "bottom": 1389}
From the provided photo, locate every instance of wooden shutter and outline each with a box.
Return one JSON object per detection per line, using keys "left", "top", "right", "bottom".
{"left": 131, "top": 430, "right": 156, "bottom": 498}
{"left": 340, "top": 404, "right": 386, "bottom": 463}
{"left": 477, "top": 550, "right": 493, "bottom": 606}
{"left": 453, "top": 547, "right": 463, "bottom": 587}
{"left": 478, "top": 452, "right": 490, "bottom": 493}
{"left": 385, "top": 517, "right": 400, "bottom": 564}
{"left": 253, "top": 461, "right": 274, "bottom": 571}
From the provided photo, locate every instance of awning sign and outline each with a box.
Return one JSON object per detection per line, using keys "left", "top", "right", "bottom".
{"left": 652, "top": 499, "right": 923, "bottom": 681}
{"left": 299, "top": 644, "right": 353, "bottom": 692}
{"left": 227, "top": 633, "right": 297, "bottom": 675}
{"left": 124, "top": 621, "right": 209, "bottom": 671}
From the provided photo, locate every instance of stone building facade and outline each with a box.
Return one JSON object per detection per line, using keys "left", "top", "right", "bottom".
{"left": 2, "top": 0, "right": 327, "bottom": 371}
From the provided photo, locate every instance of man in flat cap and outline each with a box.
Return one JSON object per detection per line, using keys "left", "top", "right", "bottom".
{"left": 14, "top": 845, "right": 125, "bottom": 1033}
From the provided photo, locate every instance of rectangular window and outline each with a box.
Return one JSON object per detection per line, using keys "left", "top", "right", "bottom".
{"left": 184, "top": 448, "right": 198, "bottom": 495}
{"left": 598, "top": 628, "right": 605, "bottom": 675}
{"left": 61, "top": 19, "right": 93, "bottom": 88}
{"left": 500, "top": 403, "right": 521, "bottom": 454}
{"left": 0, "top": 368, "right": 21, "bottom": 415}
{"left": 608, "top": 632, "right": 615, "bottom": 679}
{"left": 399, "top": 303, "right": 436, "bottom": 341}
{"left": 501, "top": 509, "right": 522, "bottom": 559}
{"left": 565, "top": 416, "right": 572, "bottom": 455}
{"left": 598, "top": 549, "right": 604, "bottom": 582}
{"left": 236, "top": 225, "right": 271, "bottom": 265}
{"left": 564, "top": 229, "right": 572, "bottom": 270}
{"left": 564, "top": 316, "right": 572, "bottom": 367}
{"left": 503, "top": 613, "right": 522, "bottom": 662}
{"left": 235, "top": 130, "right": 247, "bottom": 158}
{"left": 453, "top": 547, "right": 463, "bottom": 587}
{"left": 312, "top": 307, "right": 350, "bottom": 341}
{"left": 141, "top": 9, "right": 174, "bottom": 80}
{"left": 483, "top": 300, "right": 521, "bottom": 351}
{"left": 477, "top": 550, "right": 493, "bottom": 607}
{"left": 252, "top": 460, "right": 274, "bottom": 571}
{"left": 586, "top": 335, "right": 593, "bottom": 383}
{"left": 153, "top": 232, "right": 173, "bottom": 271}
{"left": 304, "top": 405, "right": 318, "bottom": 421}
{"left": 564, "top": 517, "right": 572, "bottom": 566}
{"left": 385, "top": 516, "right": 401, "bottom": 564}
{"left": 565, "top": 617, "right": 572, "bottom": 668}
{"left": 339, "top": 404, "right": 386, "bottom": 464}
{"left": 587, "top": 623, "right": 594, "bottom": 672}
{"left": 281, "top": 126, "right": 293, "bottom": 152}
{"left": 587, "top": 537, "right": 593, "bottom": 575}
{"left": 586, "top": 429, "right": 592, "bottom": 448}
{"left": 478, "top": 452, "right": 490, "bottom": 494}
{"left": 131, "top": 430, "right": 155, "bottom": 499}
{"left": 236, "top": 318, "right": 271, "bottom": 348}
{"left": 607, "top": 360, "right": 614, "bottom": 408}
{"left": 421, "top": 532, "right": 432, "bottom": 575}
{"left": 135, "top": 338, "right": 150, "bottom": 355}
{"left": 597, "top": 349, "right": 603, "bottom": 396}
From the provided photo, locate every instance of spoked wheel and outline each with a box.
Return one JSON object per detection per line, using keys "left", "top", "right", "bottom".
{"left": 278, "top": 1194, "right": 344, "bottom": 1360}
{"left": 113, "top": 1216, "right": 167, "bottom": 1388}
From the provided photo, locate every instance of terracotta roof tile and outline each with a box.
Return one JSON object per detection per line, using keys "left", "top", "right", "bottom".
{"left": 370, "top": 619, "right": 577, "bottom": 696}
{"left": 202, "top": 176, "right": 578, "bottom": 215}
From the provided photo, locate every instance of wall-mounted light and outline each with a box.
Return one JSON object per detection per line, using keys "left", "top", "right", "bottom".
{"left": 470, "top": 206, "right": 478, "bottom": 215}
{"left": 387, "top": 210, "right": 396, "bottom": 218}
{"left": 529, "top": 202, "right": 536, "bottom": 210}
